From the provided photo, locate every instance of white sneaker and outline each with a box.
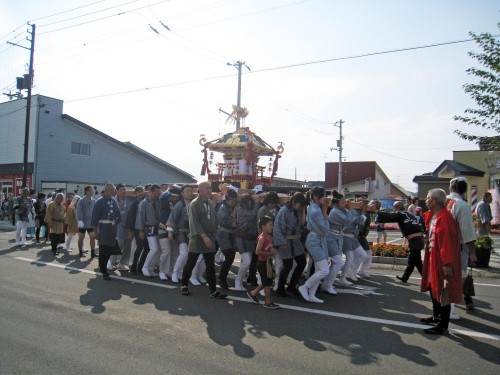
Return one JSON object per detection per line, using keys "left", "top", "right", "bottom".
{"left": 450, "top": 312, "right": 460, "bottom": 320}
{"left": 337, "top": 278, "right": 353, "bottom": 286}
{"left": 321, "top": 286, "right": 338, "bottom": 295}
{"left": 107, "top": 260, "right": 114, "bottom": 270}
{"left": 234, "top": 279, "right": 246, "bottom": 292}
{"left": 347, "top": 273, "right": 358, "bottom": 281}
{"left": 159, "top": 272, "right": 168, "bottom": 281}
{"left": 189, "top": 277, "right": 201, "bottom": 286}
{"left": 358, "top": 272, "right": 371, "bottom": 279}
{"left": 309, "top": 295, "right": 324, "bottom": 303}
{"left": 298, "top": 285, "right": 310, "bottom": 302}
{"left": 141, "top": 267, "right": 151, "bottom": 277}
{"left": 198, "top": 275, "right": 207, "bottom": 284}
{"left": 171, "top": 273, "right": 179, "bottom": 283}
{"left": 117, "top": 263, "right": 128, "bottom": 271}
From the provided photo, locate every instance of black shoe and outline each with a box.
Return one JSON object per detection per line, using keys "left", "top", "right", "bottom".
{"left": 52, "top": 251, "right": 60, "bottom": 256}
{"left": 103, "top": 273, "right": 111, "bottom": 281}
{"left": 90, "top": 251, "right": 97, "bottom": 258}
{"left": 210, "top": 291, "right": 227, "bottom": 299}
{"left": 286, "top": 287, "right": 300, "bottom": 297}
{"left": 466, "top": 302, "right": 475, "bottom": 311}
{"left": 420, "top": 316, "right": 441, "bottom": 325}
{"left": 181, "top": 286, "right": 190, "bottom": 295}
{"left": 219, "top": 280, "right": 230, "bottom": 290}
{"left": 424, "top": 326, "right": 448, "bottom": 335}
{"left": 276, "top": 289, "right": 290, "bottom": 298}
{"left": 396, "top": 276, "right": 408, "bottom": 283}
{"left": 247, "top": 291, "right": 260, "bottom": 304}
{"left": 79, "top": 253, "right": 86, "bottom": 258}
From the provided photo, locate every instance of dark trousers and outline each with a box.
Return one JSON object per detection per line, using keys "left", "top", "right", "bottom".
{"left": 219, "top": 249, "right": 236, "bottom": 284}
{"left": 401, "top": 249, "right": 423, "bottom": 281}
{"left": 36, "top": 222, "right": 48, "bottom": 241}
{"left": 131, "top": 230, "right": 149, "bottom": 272}
{"left": 278, "top": 254, "right": 307, "bottom": 292}
{"left": 182, "top": 252, "right": 216, "bottom": 293}
{"left": 430, "top": 290, "right": 451, "bottom": 329}
{"left": 247, "top": 251, "right": 258, "bottom": 284}
{"left": 49, "top": 233, "right": 64, "bottom": 253}
{"left": 99, "top": 244, "right": 117, "bottom": 275}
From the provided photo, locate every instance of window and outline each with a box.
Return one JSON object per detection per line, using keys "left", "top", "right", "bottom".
{"left": 71, "top": 142, "right": 90, "bottom": 156}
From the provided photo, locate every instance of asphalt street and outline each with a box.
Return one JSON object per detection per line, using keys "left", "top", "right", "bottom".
{"left": 1, "top": 225, "right": 499, "bottom": 375}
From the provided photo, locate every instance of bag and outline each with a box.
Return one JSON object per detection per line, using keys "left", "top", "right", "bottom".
{"left": 235, "top": 228, "right": 255, "bottom": 241}
{"left": 463, "top": 267, "right": 475, "bottom": 297}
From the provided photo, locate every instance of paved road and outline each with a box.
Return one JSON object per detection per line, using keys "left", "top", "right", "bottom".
{"left": 1, "top": 229, "right": 499, "bottom": 374}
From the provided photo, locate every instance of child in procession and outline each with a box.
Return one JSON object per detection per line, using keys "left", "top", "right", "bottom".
{"left": 247, "top": 215, "right": 280, "bottom": 309}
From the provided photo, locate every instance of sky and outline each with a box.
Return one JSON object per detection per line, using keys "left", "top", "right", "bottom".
{"left": 0, "top": 0, "right": 499, "bottom": 192}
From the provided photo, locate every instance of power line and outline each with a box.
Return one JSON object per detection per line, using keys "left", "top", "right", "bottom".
{"left": 250, "top": 35, "right": 500, "bottom": 74}
{"left": 59, "top": 34, "right": 494, "bottom": 104}
{"left": 344, "top": 135, "right": 439, "bottom": 163}
{"left": 31, "top": 0, "right": 107, "bottom": 22}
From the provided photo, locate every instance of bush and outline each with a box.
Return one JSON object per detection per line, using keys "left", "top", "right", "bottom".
{"left": 371, "top": 243, "right": 409, "bottom": 258}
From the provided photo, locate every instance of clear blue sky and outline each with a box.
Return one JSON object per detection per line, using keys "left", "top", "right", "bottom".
{"left": 1, "top": 0, "right": 498, "bottom": 191}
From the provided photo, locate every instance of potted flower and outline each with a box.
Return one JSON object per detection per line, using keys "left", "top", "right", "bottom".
{"left": 474, "top": 235, "right": 493, "bottom": 268}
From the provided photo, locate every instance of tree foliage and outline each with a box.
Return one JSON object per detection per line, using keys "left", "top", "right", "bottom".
{"left": 454, "top": 23, "right": 500, "bottom": 148}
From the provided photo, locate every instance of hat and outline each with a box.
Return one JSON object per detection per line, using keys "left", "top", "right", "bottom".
{"left": 168, "top": 184, "right": 182, "bottom": 196}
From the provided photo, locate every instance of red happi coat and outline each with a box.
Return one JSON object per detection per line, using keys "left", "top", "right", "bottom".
{"left": 420, "top": 207, "right": 462, "bottom": 303}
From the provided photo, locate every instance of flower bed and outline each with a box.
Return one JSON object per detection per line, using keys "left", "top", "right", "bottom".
{"left": 371, "top": 243, "right": 409, "bottom": 258}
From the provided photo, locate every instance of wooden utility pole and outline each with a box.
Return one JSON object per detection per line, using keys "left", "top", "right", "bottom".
{"left": 22, "top": 23, "right": 36, "bottom": 188}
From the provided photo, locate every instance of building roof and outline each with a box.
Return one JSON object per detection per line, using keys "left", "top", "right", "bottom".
{"left": 62, "top": 114, "right": 196, "bottom": 182}
{"left": 325, "top": 161, "right": 391, "bottom": 189}
{"left": 412, "top": 160, "right": 484, "bottom": 183}
{"left": 434, "top": 160, "right": 484, "bottom": 177}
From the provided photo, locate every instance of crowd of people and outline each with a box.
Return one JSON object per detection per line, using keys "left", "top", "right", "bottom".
{"left": 8, "top": 177, "right": 484, "bottom": 333}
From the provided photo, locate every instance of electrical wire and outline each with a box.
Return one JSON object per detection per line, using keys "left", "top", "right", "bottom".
{"left": 344, "top": 135, "right": 439, "bottom": 163}
{"left": 30, "top": 0, "right": 106, "bottom": 22}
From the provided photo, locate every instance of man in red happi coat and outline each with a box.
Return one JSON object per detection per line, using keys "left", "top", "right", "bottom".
{"left": 420, "top": 188, "right": 462, "bottom": 335}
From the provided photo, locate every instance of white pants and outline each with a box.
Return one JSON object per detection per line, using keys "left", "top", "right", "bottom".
{"left": 340, "top": 251, "right": 354, "bottom": 279}
{"left": 66, "top": 233, "right": 75, "bottom": 249}
{"left": 237, "top": 252, "right": 251, "bottom": 281}
{"left": 192, "top": 255, "right": 205, "bottom": 279}
{"left": 273, "top": 251, "right": 284, "bottom": 291}
{"left": 159, "top": 234, "right": 174, "bottom": 274}
{"left": 303, "top": 260, "right": 329, "bottom": 297}
{"left": 173, "top": 242, "right": 189, "bottom": 277}
{"left": 350, "top": 246, "right": 369, "bottom": 275}
{"left": 144, "top": 236, "right": 161, "bottom": 271}
{"left": 324, "top": 255, "right": 344, "bottom": 287}
{"left": 357, "top": 249, "right": 372, "bottom": 274}
{"left": 15, "top": 221, "right": 28, "bottom": 245}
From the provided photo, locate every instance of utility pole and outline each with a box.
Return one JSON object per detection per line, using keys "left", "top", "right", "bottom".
{"left": 8, "top": 24, "right": 36, "bottom": 188}
{"left": 22, "top": 23, "right": 36, "bottom": 188}
{"left": 226, "top": 61, "right": 250, "bottom": 129}
{"left": 333, "top": 120, "right": 344, "bottom": 192}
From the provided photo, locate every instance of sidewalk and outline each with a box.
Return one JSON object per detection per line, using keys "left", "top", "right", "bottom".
{"left": 1, "top": 221, "right": 500, "bottom": 279}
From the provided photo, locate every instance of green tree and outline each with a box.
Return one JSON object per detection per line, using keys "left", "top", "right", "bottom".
{"left": 454, "top": 24, "right": 500, "bottom": 148}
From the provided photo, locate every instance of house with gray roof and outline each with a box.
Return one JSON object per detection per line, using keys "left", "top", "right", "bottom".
{"left": 0, "top": 95, "right": 196, "bottom": 198}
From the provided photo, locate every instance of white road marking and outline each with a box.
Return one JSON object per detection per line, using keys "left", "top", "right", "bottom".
{"left": 384, "top": 274, "right": 500, "bottom": 287}
{"left": 15, "top": 256, "right": 500, "bottom": 341}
